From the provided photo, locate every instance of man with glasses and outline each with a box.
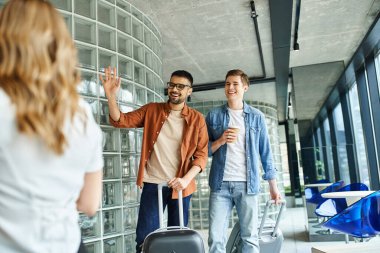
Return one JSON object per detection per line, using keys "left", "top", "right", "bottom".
{"left": 100, "top": 67, "right": 208, "bottom": 253}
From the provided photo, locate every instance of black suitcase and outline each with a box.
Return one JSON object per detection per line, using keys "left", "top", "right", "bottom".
{"left": 226, "top": 200, "right": 286, "bottom": 253}
{"left": 142, "top": 183, "right": 205, "bottom": 253}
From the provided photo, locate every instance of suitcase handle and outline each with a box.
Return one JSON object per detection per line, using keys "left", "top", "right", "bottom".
{"left": 258, "top": 199, "right": 286, "bottom": 238}
{"left": 154, "top": 226, "right": 190, "bottom": 233}
{"left": 158, "top": 183, "right": 184, "bottom": 229}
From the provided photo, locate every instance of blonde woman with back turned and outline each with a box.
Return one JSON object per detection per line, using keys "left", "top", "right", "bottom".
{"left": 0, "top": 0, "right": 104, "bottom": 252}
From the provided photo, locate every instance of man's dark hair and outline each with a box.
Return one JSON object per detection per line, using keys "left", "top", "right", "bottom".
{"left": 171, "top": 70, "right": 193, "bottom": 86}
{"left": 225, "top": 69, "right": 249, "bottom": 86}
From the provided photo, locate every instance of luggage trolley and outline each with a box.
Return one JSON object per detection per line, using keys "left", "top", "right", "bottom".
{"left": 226, "top": 200, "right": 286, "bottom": 253}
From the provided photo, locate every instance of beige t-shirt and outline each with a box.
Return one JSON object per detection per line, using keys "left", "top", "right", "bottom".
{"left": 144, "top": 110, "right": 184, "bottom": 183}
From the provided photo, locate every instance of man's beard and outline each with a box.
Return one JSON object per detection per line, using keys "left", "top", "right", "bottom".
{"left": 169, "top": 93, "right": 186, "bottom": 104}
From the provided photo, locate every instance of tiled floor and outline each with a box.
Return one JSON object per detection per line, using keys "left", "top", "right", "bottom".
{"left": 280, "top": 207, "right": 341, "bottom": 253}
{"left": 280, "top": 207, "right": 380, "bottom": 252}
{"left": 198, "top": 206, "right": 380, "bottom": 253}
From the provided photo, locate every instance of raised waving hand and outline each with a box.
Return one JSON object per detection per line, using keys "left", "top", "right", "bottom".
{"left": 99, "top": 66, "right": 121, "bottom": 100}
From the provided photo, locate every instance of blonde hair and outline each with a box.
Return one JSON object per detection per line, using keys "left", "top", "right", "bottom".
{"left": 0, "top": 0, "right": 84, "bottom": 154}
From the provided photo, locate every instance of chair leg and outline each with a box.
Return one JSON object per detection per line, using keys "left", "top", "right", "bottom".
{"left": 312, "top": 216, "right": 327, "bottom": 228}
{"left": 314, "top": 217, "right": 333, "bottom": 235}
{"left": 353, "top": 237, "right": 371, "bottom": 243}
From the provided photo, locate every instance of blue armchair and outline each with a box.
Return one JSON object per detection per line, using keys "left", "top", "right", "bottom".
{"left": 315, "top": 183, "right": 369, "bottom": 217}
{"left": 307, "top": 180, "right": 344, "bottom": 206}
{"left": 322, "top": 190, "right": 380, "bottom": 238}
{"left": 305, "top": 179, "right": 330, "bottom": 203}
{"left": 305, "top": 180, "right": 344, "bottom": 230}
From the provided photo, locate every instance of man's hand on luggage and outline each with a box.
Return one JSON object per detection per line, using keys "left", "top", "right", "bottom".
{"left": 269, "top": 179, "right": 282, "bottom": 204}
{"left": 271, "top": 191, "right": 282, "bottom": 205}
{"left": 168, "top": 177, "right": 190, "bottom": 191}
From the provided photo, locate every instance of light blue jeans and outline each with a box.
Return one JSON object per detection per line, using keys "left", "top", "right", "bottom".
{"left": 208, "top": 181, "right": 259, "bottom": 253}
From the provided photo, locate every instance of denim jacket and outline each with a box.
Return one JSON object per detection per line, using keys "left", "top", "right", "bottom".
{"left": 205, "top": 102, "right": 277, "bottom": 194}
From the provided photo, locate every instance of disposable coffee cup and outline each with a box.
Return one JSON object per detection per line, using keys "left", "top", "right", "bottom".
{"left": 228, "top": 126, "right": 240, "bottom": 134}
{"left": 227, "top": 126, "right": 239, "bottom": 143}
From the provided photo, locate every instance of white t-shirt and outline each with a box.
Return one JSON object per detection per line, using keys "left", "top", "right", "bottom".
{"left": 144, "top": 110, "right": 184, "bottom": 183}
{"left": 0, "top": 89, "right": 104, "bottom": 253}
{"left": 223, "top": 108, "right": 247, "bottom": 181}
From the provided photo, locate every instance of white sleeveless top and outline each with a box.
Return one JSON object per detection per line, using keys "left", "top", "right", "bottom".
{"left": 0, "top": 89, "right": 104, "bottom": 253}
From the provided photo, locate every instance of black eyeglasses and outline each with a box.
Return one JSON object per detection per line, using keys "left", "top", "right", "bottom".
{"left": 167, "top": 82, "right": 191, "bottom": 91}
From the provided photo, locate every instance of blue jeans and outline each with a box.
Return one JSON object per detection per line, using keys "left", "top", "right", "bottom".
{"left": 208, "top": 181, "right": 259, "bottom": 253}
{"left": 135, "top": 183, "right": 191, "bottom": 253}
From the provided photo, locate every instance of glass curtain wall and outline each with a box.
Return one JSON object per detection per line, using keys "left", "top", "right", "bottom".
{"left": 188, "top": 100, "right": 285, "bottom": 229}
{"left": 376, "top": 53, "right": 380, "bottom": 98}
{"left": 323, "top": 118, "right": 335, "bottom": 182}
{"left": 315, "top": 128, "right": 325, "bottom": 180}
{"left": 332, "top": 103, "right": 350, "bottom": 184}
{"left": 303, "top": 18, "right": 380, "bottom": 192}
{"left": 348, "top": 82, "right": 370, "bottom": 186}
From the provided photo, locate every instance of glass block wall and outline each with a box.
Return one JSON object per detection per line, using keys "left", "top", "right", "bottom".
{"left": 47, "top": 0, "right": 164, "bottom": 252}
{"left": 188, "top": 100, "right": 285, "bottom": 229}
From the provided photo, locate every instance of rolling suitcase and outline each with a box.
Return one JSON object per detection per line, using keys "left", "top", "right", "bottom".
{"left": 226, "top": 200, "right": 286, "bottom": 253}
{"left": 142, "top": 183, "right": 205, "bottom": 253}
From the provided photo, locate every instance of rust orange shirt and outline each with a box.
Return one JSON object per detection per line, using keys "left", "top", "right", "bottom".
{"left": 109, "top": 102, "right": 209, "bottom": 198}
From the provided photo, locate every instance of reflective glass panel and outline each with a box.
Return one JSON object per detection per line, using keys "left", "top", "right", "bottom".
{"left": 134, "top": 86, "right": 146, "bottom": 105}
{"left": 375, "top": 52, "right": 380, "bottom": 98}
{"left": 77, "top": 45, "right": 96, "bottom": 70}
{"left": 116, "top": 0, "right": 130, "bottom": 11}
{"left": 117, "top": 34, "right": 132, "bottom": 56}
{"left": 117, "top": 10, "right": 131, "bottom": 34}
{"left": 100, "top": 101, "right": 110, "bottom": 125}
{"left": 98, "top": 1, "right": 115, "bottom": 27}
{"left": 349, "top": 82, "right": 370, "bottom": 185}
{"left": 51, "top": 0, "right": 71, "bottom": 11}
{"left": 103, "top": 210, "right": 122, "bottom": 235}
{"left": 103, "top": 155, "right": 120, "bottom": 179}
{"left": 333, "top": 103, "right": 350, "bottom": 184}
{"left": 75, "top": 18, "right": 96, "bottom": 44}
{"left": 84, "top": 241, "right": 101, "bottom": 253}
{"left": 79, "top": 212, "right": 101, "bottom": 238}
{"left": 124, "top": 234, "right": 136, "bottom": 253}
{"left": 323, "top": 118, "right": 335, "bottom": 181}
{"left": 133, "top": 42, "right": 144, "bottom": 63}
{"left": 75, "top": 0, "right": 95, "bottom": 18}
{"left": 124, "top": 207, "right": 138, "bottom": 231}
{"left": 103, "top": 236, "right": 122, "bottom": 253}
{"left": 132, "top": 19, "right": 143, "bottom": 42}
{"left": 101, "top": 128, "right": 119, "bottom": 152}
{"left": 134, "top": 64, "right": 144, "bottom": 85}
{"left": 99, "top": 50, "right": 116, "bottom": 72}
{"left": 78, "top": 71, "right": 98, "bottom": 97}
{"left": 98, "top": 25, "right": 116, "bottom": 50}
{"left": 118, "top": 57, "right": 133, "bottom": 80}
{"left": 118, "top": 81, "right": 134, "bottom": 103}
